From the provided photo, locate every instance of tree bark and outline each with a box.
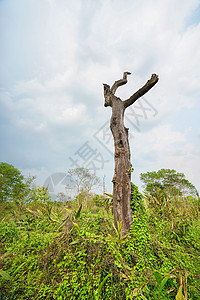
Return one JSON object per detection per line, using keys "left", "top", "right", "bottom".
{"left": 103, "top": 72, "right": 159, "bottom": 237}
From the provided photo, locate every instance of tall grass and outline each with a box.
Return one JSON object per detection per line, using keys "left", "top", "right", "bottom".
{"left": 0, "top": 189, "right": 199, "bottom": 299}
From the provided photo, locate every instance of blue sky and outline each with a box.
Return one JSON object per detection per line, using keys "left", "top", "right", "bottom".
{"left": 0, "top": 0, "right": 200, "bottom": 196}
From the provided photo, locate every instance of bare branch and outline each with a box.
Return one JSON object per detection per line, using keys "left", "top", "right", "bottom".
{"left": 103, "top": 84, "right": 110, "bottom": 95}
{"left": 123, "top": 74, "right": 159, "bottom": 108}
{"left": 111, "top": 72, "right": 131, "bottom": 95}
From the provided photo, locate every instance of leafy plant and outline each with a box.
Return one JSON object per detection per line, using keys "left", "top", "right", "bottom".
{"left": 0, "top": 164, "right": 199, "bottom": 299}
{"left": 140, "top": 169, "right": 198, "bottom": 198}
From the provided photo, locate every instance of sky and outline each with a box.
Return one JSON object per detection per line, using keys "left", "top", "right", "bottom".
{"left": 0, "top": 0, "right": 200, "bottom": 198}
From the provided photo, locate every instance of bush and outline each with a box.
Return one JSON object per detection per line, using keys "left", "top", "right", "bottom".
{"left": 0, "top": 183, "right": 199, "bottom": 299}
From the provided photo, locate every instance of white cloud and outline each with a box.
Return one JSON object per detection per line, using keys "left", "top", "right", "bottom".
{"left": 131, "top": 123, "right": 200, "bottom": 191}
{"left": 132, "top": 124, "right": 186, "bottom": 159}
{"left": 0, "top": 0, "right": 200, "bottom": 193}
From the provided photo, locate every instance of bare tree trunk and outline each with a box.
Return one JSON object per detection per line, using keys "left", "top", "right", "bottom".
{"left": 103, "top": 72, "right": 159, "bottom": 237}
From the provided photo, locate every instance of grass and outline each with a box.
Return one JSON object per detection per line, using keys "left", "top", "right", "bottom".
{"left": 0, "top": 189, "right": 200, "bottom": 299}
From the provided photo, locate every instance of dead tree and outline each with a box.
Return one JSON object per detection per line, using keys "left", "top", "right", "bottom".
{"left": 103, "top": 72, "right": 159, "bottom": 237}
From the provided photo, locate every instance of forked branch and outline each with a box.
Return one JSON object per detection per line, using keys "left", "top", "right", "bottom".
{"left": 111, "top": 72, "right": 131, "bottom": 95}
{"left": 123, "top": 74, "right": 159, "bottom": 108}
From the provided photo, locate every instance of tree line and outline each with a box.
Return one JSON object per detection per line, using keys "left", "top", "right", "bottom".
{"left": 0, "top": 162, "right": 199, "bottom": 204}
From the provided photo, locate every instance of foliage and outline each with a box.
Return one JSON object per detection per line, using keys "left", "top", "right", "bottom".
{"left": 0, "top": 162, "right": 25, "bottom": 202}
{"left": 140, "top": 169, "right": 199, "bottom": 198}
{"left": 0, "top": 164, "right": 200, "bottom": 299}
{"left": 29, "top": 186, "right": 51, "bottom": 203}
{"left": 130, "top": 183, "right": 145, "bottom": 214}
{"left": 101, "top": 193, "right": 113, "bottom": 212}
{"left": 0, "top": 162, "right": 36, "bottom": 208}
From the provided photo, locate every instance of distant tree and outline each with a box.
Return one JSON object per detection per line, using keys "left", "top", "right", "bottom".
{"left": 29, "top": 186, "right": 51, "bottom": 202}
{"left": 68, "top": 168, "right": 100, "bottom": 204}
{"left": 140, "top": 169, "right": 199, "bottom": 198}
{"left": 0, "top": 162, "right": 26, "bottom": 202}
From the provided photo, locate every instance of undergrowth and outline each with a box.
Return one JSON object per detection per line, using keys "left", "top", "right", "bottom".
{"left": 0, "top": 186, "right": 199, "bottom": 299}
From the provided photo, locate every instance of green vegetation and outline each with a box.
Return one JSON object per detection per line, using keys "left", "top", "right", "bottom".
{"left": 140, "top": 169, "right": 198, "bottom": 198}
{"left": 0, "top": 164, "right": 200, "bottom": 299}
{"left": 0, "top": 163, "right": 28, "bottom": 203}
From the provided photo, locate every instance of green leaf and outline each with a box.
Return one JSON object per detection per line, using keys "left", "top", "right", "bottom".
{"left": 94, "top": 273, "right": 111, "bottom": 299}
{"left": 75, "top": 204, "right": 82, "bottom": 219}
{"left": 69, "top": 240, "right": 80, "bottom": 245}
{"left": 0, "top": 270, "right": 11, "bottom": 280}
{"left": 176, "top": 285, "right": 185, "bottom": 300}
{"left": 159, "top": 275, "right": 171, "bottom": 294}
{"left": 73, "top": 222, "right": 80, "bottom": 232}
{"left": 115, "top": 259, "right": 122, "bottom": 268}
{"left": 154, "top": 270, "right": 162, "bottom": 285}
{"left": 107, "top": 234, "right": 116, "bottom": 243}
{"left": 104, "top": 193, "right": 113, "bottom": 198}
{"left": 118, "top": 221, "right": 122, "bottom": 236}
{"left": 112, "top": 223, "right": 119, "bottom": 236}
{"left": 98, "top": 273, "right": 111, "bottom": 291}
{"left": 13, "top": 262, "right": 26, "bottom": 275}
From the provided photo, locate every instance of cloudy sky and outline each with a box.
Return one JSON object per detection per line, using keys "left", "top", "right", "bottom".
{"left": 0, "top": 0, "right": 200, "bottom": 196}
